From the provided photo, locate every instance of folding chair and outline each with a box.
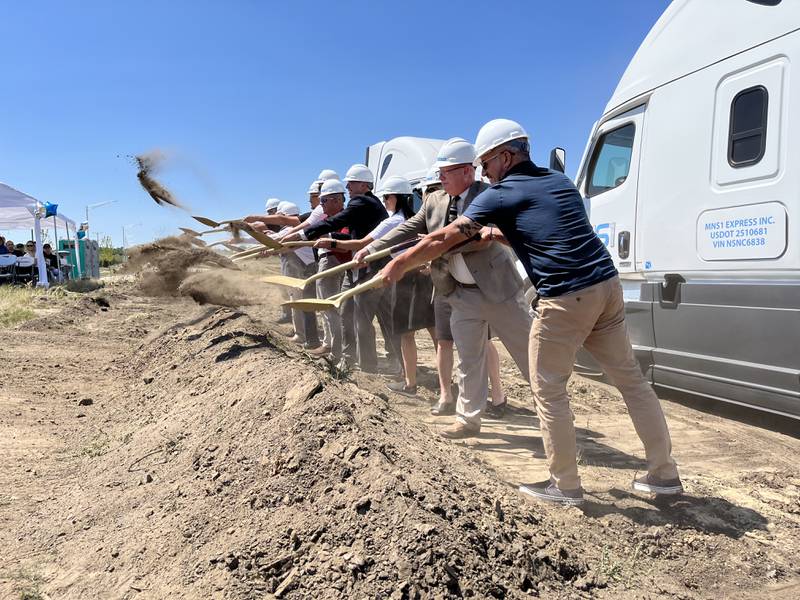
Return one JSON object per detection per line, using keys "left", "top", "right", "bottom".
{"left": 0, "top": 255, "right": 15, "bottom": 284}
{"left": 14, "top": 255, "right": 36, "bottom": 284}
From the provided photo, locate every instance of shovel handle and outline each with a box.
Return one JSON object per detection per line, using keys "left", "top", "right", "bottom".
{"left": 304, "top": 237, "right": 418, "bottom": 285}
{"left": 232, "top": 246, "right": 265, "bottom": 259}
{"left": 334, "top": 273, "right": 386, "bottom": 306}
{"left": 281, "top": 240, "right": 318, "bottom": 248}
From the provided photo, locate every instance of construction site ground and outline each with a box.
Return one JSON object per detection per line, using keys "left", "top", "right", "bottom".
{"left": 1, "top": 268, "right": 799, "bottom": 599}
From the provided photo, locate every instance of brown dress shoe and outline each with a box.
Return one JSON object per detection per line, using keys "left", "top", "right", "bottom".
{"left": 439, "top": 421, "right": 480, "bottom": 439}
{"left": 308, "top": 345, "right": 332, "bottom": 356}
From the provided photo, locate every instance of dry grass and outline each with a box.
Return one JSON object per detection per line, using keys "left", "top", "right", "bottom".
{"left": 0, "top": 277, "right": 106, "bottom": 327}
{"left": 0, "top": 286, "right": 38, "bottom": 327}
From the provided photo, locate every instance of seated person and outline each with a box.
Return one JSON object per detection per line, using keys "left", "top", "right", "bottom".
{"left": 25, "top": 241, "right": 36, "bottom": 257}
{"left": 0, "top": 236, "right": 8, "bottom": 255}
{"left": 42, "top": 244, "right": 59, "bottom": 269}
{"left": 13, "top": 243, "right": 25, "bottom": 257}
{"left": 42, "top": 243, "right": 62, "bottom": 282}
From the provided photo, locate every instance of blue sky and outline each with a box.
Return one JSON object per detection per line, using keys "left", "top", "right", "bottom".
{"left": 0, "top": 0, "right": 670, "bottom": 246}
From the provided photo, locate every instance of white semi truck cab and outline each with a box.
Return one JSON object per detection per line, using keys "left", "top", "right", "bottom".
{"left": 574, "top": 0, "right": 800, "bottom": 418}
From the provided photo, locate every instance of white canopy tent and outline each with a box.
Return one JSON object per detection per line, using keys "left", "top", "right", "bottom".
{"left": 0, "top": 182, "right": 81, "bottom": 285}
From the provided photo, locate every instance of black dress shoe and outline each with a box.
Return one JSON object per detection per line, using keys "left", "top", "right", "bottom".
{"left": 430, "top": 401, "right": 456, "bottom": 416}
{"left": 484, "top": 396, "right": 507, "bottom": 419}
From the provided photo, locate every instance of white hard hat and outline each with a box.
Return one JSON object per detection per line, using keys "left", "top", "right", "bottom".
{"left": 422, "top": 166, "right": 441, "bottom": 189}
{"left": 277, "top": 201, "right": 299, "bottom": 216}
{"left": 317, "top": 169, "right": 339, "bottom": 181}
{"left": 319, "top": 179, "right": 346, "bottom": 197}
{"left": 308, "top": 180, "right": 322, "bottom": 195}
{"left": 473, "top": 118, "right": 529, "bottom": 162}
{"left": 344, "top": 163, "right": 374, "bottom": 184}
{"left": 376, "top": 175, "right": 412, "bottom": 197}
{"left": 265, "top": 197, "right": 281, "bottom": 211}
{"left": 434, "top": 137, "right": 477, "bottom": 169}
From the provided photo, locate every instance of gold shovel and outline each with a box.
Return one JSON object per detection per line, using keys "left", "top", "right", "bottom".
{"left": 181, "top": 226, "right": 230, "bottom": 237}
{"left": 282, "top": 273, "right": 386, "bottom": 312}
{"left": 260, "top": 239, "right": 416, "bottom": 291}
{"left": 232, "top": 246, "right": 271, "bottom": 262}
{"left": 191, "top": 215, "right": 233, "bottom": 228}
{"left": 192, "top": 217, "right": 284, "bottom": 250}
{"left": 280, "top": 240, "right": 319, "bottom": 248}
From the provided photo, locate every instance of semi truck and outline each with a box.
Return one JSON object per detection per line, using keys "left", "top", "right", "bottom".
{"left": 574, "top": 0, "right": 800, "bottom": 418}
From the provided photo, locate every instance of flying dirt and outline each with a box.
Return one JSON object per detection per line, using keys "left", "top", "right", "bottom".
{"left": 124, "top": 236, "right": 238, "bottom": 296}
{"left": 179, "top": 269, "right": 279, "bottom": 308}
{"left": 135, "top": 151, "right": 185, "bottom": 210}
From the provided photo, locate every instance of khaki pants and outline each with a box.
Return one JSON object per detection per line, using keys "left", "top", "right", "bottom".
{"left": 448, "top": 285, "right": 532, "bottom": 426}
{"left": 529, "top": 276, "right": 678, "bottom": 490}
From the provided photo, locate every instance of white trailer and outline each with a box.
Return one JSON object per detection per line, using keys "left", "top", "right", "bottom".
{"left": 366, "top": 136, "right": 445, "bottom": 191}
{"left": 574, "top": 0, "right": 800, "bottom": 418}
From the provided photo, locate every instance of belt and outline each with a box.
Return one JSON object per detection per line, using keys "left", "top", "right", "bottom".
{"left": 454, "top": 281, "right": 479, "bottom": 289}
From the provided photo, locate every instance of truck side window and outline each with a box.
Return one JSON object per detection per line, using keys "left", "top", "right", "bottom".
{"left": 380, "top": 154, "right": 393, "bottom": 178}
{"left": 728, "top": 86, "right": 768, "bottom": 167}
{"left": 586, "top": 123, "right": 635, "bottom": 197}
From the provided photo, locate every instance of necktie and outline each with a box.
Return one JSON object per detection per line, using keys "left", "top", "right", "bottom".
{"left": 446, "top": 195, "right": 460, "bottom": 224}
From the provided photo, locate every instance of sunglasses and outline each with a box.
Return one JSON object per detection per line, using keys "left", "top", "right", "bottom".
{"left": 479, "top": 151, "right": 505, "bottom": 171}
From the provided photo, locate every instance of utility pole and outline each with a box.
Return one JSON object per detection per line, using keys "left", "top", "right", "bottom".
{"left": 122, "top": 222, "right": 141, "bottom": 258}
{"left": 85, "top": 200, "right": 117, "bottom": 232}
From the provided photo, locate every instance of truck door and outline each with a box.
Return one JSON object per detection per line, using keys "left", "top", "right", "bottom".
{"left": 581, "top": 105, "right": 645, "bottom": 273}
{"left": 576, "top": 105, "right": 655, "bottom": 377}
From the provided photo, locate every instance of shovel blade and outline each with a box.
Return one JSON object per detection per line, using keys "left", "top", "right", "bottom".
{"left": 282, "top": 298, "right": 339, "bottom": 312}
{"left": 261, "top": 275, "right": 306, "bottom": 290}
{"left": 192, "top": 215, "right": 220, "bottom": 228}
{"left": 228, "top": 221, "right": 283, "bottom": 250}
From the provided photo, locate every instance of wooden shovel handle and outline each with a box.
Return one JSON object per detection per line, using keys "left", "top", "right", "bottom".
{"left": 304, "top": 237, "right": 419, "bottom": 285}
{"left": 281, "top": 240, "right": 318, "bottom": 248}
{"left": 333, "top": 274, "right": 386, "bottom": 306}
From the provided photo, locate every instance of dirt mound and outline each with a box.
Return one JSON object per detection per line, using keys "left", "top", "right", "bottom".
{"left": 41, "top": 307, "right": 598, "bottom": 599}
{"left": 4, "top": 286, "right": 799, "bottom": 599}
{"left": 125, "top": 236, "right": 237, "bottom": 296}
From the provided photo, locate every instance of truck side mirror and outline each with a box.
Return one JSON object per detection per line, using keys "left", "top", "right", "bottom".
{"left": 549, "top": 147, "right": 566, "bottom": 173}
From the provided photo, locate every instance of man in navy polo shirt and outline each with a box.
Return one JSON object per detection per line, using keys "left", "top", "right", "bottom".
{"left": 380, "top": 118, "right": 682, "bottom": 506}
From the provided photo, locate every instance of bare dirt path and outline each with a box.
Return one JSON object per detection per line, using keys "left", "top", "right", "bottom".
{"left": 1, "top": 279, "right": 798, "bottom": 599}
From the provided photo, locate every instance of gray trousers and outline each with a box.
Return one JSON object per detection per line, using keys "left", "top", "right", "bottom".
{"left": 316, "top": 254, "right": 344, "bottom": 359}
{"left": 345, "top": 263, "right": 400, "bottom": 372}
{"left": 447, "top": 285, "right": 532, "bottom": 426}
{"left": 339, "top": 270, "right": 358, "bottom": 365}
{"left": 282, "top": 254, "right": 319, "bottom": 346}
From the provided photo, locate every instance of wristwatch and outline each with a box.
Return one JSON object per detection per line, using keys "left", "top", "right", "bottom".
{"left": 331, "top": 240, "right": 337, "bottom": 249}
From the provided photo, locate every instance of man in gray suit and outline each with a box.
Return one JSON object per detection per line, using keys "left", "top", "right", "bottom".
{"left": 355, "top": 138, "right": 531, "bottom": 438}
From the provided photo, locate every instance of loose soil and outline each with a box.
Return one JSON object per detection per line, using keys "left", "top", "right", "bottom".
{"left": 1, "top": 267, "right": 798, "bottom": 599}
{"left": 124, "top": 237, "right": 238, "bottom": 296}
